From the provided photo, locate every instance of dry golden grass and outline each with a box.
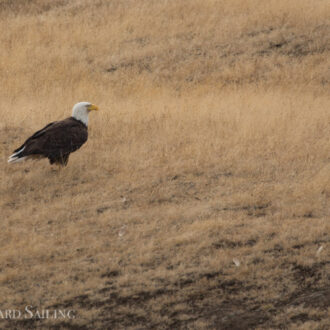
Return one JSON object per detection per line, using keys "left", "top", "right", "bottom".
{"left": 0, "top": 0, "right": 329, "bottom": 328}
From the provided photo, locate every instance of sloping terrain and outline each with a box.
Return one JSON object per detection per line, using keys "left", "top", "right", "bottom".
{"left": 0, "top": 0, "right": 329, "bottom": 329}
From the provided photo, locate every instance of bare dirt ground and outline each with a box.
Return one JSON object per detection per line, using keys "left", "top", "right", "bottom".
{"left": 0, "top": 0, "right": 329, "bottom": 329}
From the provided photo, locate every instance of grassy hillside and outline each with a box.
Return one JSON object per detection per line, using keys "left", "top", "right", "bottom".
{"left": 0, "top": 0, "right": 329, "bottom": 328}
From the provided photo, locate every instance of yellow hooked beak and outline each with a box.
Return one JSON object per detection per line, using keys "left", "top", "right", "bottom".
{"left": 88, "top": 104, "right": 99, "bottom": 111}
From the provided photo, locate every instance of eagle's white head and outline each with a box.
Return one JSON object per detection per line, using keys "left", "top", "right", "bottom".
{"left": 72, "top": 102, "right": 99, "bottom": 126}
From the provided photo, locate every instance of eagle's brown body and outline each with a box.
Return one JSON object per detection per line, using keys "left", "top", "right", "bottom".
{"left": 10, "top": 117, "right": 88, "bottom": 166}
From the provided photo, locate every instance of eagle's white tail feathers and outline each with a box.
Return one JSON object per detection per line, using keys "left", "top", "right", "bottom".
{"left": 8, "top": 146, "right": 27, "bottom": 164}
{"left": 11, "top": 146, "right": 25, "bottom": 157}
{"left": 8, "top": 156, "right": 28, "bottom": 164}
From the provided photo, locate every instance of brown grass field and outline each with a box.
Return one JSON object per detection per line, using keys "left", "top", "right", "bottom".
{"left": 0, "top": 0, "right": 329, "bottom": 328}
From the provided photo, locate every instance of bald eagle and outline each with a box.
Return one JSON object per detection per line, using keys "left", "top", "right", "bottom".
{"left": 8, "top": 102, "right": 99, "bottom": 166}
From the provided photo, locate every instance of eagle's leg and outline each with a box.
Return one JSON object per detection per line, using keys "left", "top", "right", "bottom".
{"left": 50, "top": 164, "right": 63, "bottom": 172}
